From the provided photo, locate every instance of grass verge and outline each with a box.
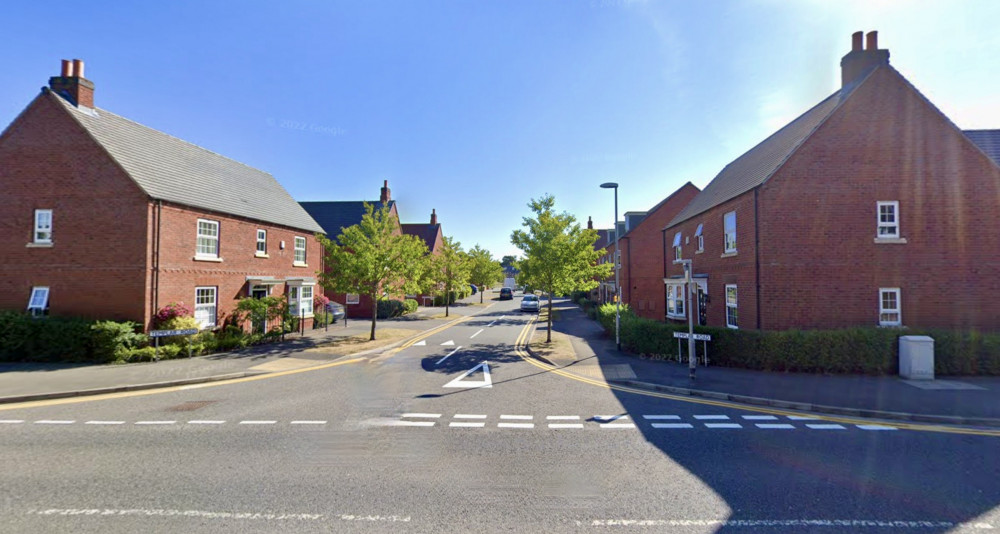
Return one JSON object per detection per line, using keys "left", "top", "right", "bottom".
{"left": 304, "top": 328, "right": 419, "bottom": 356}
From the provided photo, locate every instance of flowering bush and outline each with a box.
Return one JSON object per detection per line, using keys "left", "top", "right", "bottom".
{"left": 155, "top": 302, "right": 193, "bottom": 327}
{"left": 314, "top": 294, "right": 330, "bottom": 311}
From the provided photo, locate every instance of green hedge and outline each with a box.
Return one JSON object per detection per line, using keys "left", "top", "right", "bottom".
{"left": 377, "top": 299, "right": 406, "bottom": 319}
{"left": 590, "top": 303, "right": 1000, "bottom": 375}
{"left": 0, "top": 312, "right": 147, "bottom": 363}
{"left": 403, "top": 299, "right": 419, "bottom": 314}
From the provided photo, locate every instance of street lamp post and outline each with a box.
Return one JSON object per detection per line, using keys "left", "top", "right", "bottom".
{"left": 673, "top": 258, "right": 697, "bottom": 379}
{"left": 600, "top": 182, "right": 621, "bottom": 351}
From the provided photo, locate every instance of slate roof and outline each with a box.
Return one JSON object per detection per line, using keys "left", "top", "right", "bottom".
{"left": 964, "top": 129, "right": 1000, "bottom": 167}
{"left": 298, "top": 201, "right": 395, "bottom": 236}
{"left": 46, "top": 90, "right": 323, "bottom": 233}
{"left": 593, "top": 229, "right": 614, "bottom": 251}
{"left": 667, "top": 75, "right": 868, "bottom": 227}
{"left": 401, "top": 223, "right": 441, "bottom": 252}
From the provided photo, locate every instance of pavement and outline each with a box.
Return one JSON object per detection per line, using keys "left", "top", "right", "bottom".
{"left": 0, "top": 294, "right": 489, "bottom": 404}
{"left": 533, "top": 299, "right": 1000, "bottom": 427}
{"left": 5, "top": 290, "right": 1000, "bottom": 428}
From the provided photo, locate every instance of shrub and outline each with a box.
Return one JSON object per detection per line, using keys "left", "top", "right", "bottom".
{"left": 91, "top": 320, "right": 147, "bottom": 362}
{"left": 377, "top": 299, "right": 406, "bottom": 319}
{"left": 403, "top": 299, "right": 418, "bottom": 314}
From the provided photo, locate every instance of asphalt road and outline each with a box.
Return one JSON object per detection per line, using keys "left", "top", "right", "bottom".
{"left": 1, "top": 296, "right": 998, "bottom": 533}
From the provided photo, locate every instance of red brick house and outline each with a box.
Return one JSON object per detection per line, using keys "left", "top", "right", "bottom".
{"left": 299, "top": 181, "right": 400, "bottom": 319}
{"left": 402, "top": 210, "right": 444, "bottom": 306}
{"left": 662, "top": 32, "right": 1000, "bottom": 332}
{"left": 0, "top": 60, "right": 326, "bottom": 331}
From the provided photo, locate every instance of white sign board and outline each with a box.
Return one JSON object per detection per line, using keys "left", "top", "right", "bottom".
{"left": 673, "top": 332, "right": 712, "bottom": 342}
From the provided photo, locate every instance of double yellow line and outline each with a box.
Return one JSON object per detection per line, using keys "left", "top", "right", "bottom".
{"left": 512, "top": 317, "right": 1000, "bottom": 437}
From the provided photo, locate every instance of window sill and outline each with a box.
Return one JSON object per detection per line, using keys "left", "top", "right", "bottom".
{"left": 874, "top": 237, "right": 907, "bottom": 244}
{"left": 666, "top": 313, "right": 686, "bottom": 320}
{"left": 695, "top": 250, "right": 703, "bottom": 254}
{"left": 293, "top": 262, "right": 308, "bottom": 268}
{"left": 26, "top": 242, "right": 53, "bottom": 248}
{"left": 721, "top": 251, "right": 737, "bottom": 258}
{"left": 726, "top": 325, "right": 739, "bottom": 330}
{"left": 193, "top": 256, "right": 224, "bottom": 263}
{"left": 255, "top": 252, "right": 270, "bottom": 258}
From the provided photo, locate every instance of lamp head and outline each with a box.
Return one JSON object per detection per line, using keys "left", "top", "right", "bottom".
{"left": 600, "top": 182, "right": 618, "bottom": 189}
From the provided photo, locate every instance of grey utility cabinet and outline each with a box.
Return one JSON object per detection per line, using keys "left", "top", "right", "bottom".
{"left": 899, "top": 335, "right": 935, "bottom": 380}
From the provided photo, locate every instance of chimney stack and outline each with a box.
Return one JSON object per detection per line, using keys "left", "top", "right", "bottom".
{"left": 379, "top": 180, "right": 391, "bottom": 203}
{"left": 430, "top": 209, "right": 437, "bottom": 226}
{"left": 840, "top": 31, "right": 890, "bottom": 88}
{"left": 49, "top": 58, "right": 95, "bottom": 108}
{"left": 587, "top": 216, "right": 593, "bottom": 230}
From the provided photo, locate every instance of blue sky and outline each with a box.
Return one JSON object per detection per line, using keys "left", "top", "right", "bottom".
{"left": 3, "top": 1, "right": 998, "bottom": 259}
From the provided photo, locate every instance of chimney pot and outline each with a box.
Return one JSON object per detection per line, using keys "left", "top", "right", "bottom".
{"left": 379, "top": 180, "right": 391, "bottom": 203}
{"left": 866, "top": 31, "right": 878, "bottom": 51}
{"left": 49, "top": 58, "right": 95, "bottom": 108}
{"left": 430, "top": 209, "right": 437, "bottom": 226}
{"left": 72, "top": 59, "right": 85, "bottom": 79}
{"left": 851, "top": 31, "right": 863, "bottom": 52}
{"left": 61, "top": 59, "right": 74, "bottom": 77}
{"left": 587, "top": 216, "right": 593, "bottom": 230}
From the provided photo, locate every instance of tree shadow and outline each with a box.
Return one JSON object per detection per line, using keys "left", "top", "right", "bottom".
{"left": 549, "top": 299, "right": 1000, "bottom": 532}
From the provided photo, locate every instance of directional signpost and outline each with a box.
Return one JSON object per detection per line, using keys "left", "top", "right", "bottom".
{"left": 673, "top": 331, "right": 712, "bottom": 366}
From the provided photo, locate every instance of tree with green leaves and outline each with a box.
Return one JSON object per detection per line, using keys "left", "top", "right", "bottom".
{"left": 318, "top": 203, "right": 429, "bottom": 340}
{"left": 427, "top": 236, "right": 471, "bottom": 317}
{"left": 510, "top": 195, "right": 611, "bottom": 342}
{"left": 467, "top": 245, "right": 504, "bottom": 303}
{"left": 500, "top": 255, "right": 518, "bottom": 272}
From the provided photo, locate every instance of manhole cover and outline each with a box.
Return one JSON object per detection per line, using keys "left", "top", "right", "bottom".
{"left": 166, "top": 400, "right": 219, "bottom": 412}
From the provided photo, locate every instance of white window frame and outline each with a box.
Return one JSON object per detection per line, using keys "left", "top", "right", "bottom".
{"left": 256, "top": 229, "right": 267, "bottom": 256}
{"left": 879, "top": 288, "right": 901, "bottom": 327}
{"left": 293, "top": 236, "right": 307, "bottom": 265}
{"left": 27, "top": 286, "right": 49, "bottom": 316}
{"left": 665, "top": 283, "right": 685, "bottom": 319}
{"left": 695, "top": 223, "right": 704, "bottom": 252}
{"left": 286, "top": 281, "right": 315, "bottom": 318}
{"left": 196, "top": 219, "right": 220, "bottom": 259}
{"left": 877, "top": 201, "right": 899, "bottom": 239}
{"left": 725, "top": 284, "right": 738, "bottom": 329}
{"left": 194, "top": 286, "right": 217, "bottom": 328}
{"left": 723, "top": 211, "right": 736, "bottom": 253}
{"left": 34, "top": 209, "right": 53, "bottom": 244}
{"left": 346, "top": 293, "right": 360, "bottom": 305}
{"left": 674, "top": 246, "right": 682, "bottom": 261}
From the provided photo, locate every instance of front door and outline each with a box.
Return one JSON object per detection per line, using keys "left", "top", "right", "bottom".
{"left": 251, "top": 286, "right": 268, "bottom": 332}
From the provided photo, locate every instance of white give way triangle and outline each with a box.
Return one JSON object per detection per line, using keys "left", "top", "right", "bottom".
{"left": 443, "top": 361, "right": 492, "bottom": 389}
{"left": 412, "top": 341, "right": 426, "bottom": 346}
{"left": 440, "top": 340, "right": 455, "bottom": 346}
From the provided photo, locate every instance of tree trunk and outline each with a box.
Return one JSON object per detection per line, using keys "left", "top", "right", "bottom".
{"left": 444, "top": 281, "right": 450, "bottom": 317}
{"left": 480, "top": 287, "right": 484, "bottom": 303}
{"left": 369, "top": 291, "right": 377, "bottom": 341}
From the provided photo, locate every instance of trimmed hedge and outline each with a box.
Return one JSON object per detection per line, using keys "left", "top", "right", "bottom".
{"left": 0, "top": 312, "right": 147, "bottom": 363}
{"left": 403, "top": 299, "right": 418, "bottom": 314}
{"left": 377, "top": 299, "right": 406, "bottom": 319}
{"left": 590, "top": 303, "right": 1000, "bottom": 376}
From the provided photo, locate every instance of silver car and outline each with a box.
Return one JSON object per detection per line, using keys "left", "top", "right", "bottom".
{"left": 520, "top": 294, "right": 540, "bottom": 313}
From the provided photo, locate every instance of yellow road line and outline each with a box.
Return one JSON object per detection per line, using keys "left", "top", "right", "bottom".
{"left": 512, "top": 320, "right": 1000, "bottom": 438}
{"left": 0, "top": 357, "right": 365, "bottom": 412}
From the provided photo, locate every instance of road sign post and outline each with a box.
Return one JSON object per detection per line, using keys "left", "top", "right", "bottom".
{"left": 148, "top": 328, "right": 199, "bottom": 361}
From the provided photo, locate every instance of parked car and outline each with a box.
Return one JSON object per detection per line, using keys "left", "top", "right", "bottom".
{"left": 520, "top": 294, "right": 540, "bottom": 313}
{"left": 325, "top": 301, "right": 346, "bottom": 323}
{"left": 499, "top": 287, "right": 513, "bottom": 300}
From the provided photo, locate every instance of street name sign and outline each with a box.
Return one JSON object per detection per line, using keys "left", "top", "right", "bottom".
{"left": 673, "top": 332, "right": 712, "bottom": 342}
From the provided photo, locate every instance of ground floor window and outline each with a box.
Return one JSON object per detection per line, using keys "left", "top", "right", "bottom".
{"left": 665, "top": 284, "right": 685, "bottom": 319}
{"left": 725, "top": 284, "right": 738, "bottom": 329}
{"left": 879, "top": 288, "right": 901, "bottom": 326}
{"left": 27, "top": 286, "right": 49, "bottom": 316}
{"left": 288, "top": 283, "right": 316, "bottom": 318}
{"left": 195, "top": 286, "right": 217, "bottom": 328}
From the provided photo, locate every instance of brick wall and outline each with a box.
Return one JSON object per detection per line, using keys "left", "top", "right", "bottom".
{"left": 758, "top": 66, "right": 1000, "bottom": 331}
{"left": 0, "top": 93, "right": 149, "bottom": 322}
{"left": 621, "top": 183, "right": 700, "bottom": 320}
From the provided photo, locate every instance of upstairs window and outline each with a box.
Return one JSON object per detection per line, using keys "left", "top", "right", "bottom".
{"left": 725, "top": 284, "right": 738, "bottom": 329}
{"left": 196, "top": 220, "right": 220, "bottom": 258}
{"left": 672, "top": 232, "right": 682, "bottom": 261}
{"left": 724, "top": 211, "right": 736, "bottom": 253}
{"left": 294, "top": 236, "right": 307, "bottom": 264}
{"left": 27, "top": 286, "right": 49, "bottom": 316}
{"left": 879, "top": 288, "right": 901, "bottom": 326}
{"left": 695, "top": 223, "right": 704, "bottom": 252}
{"left": 877, "top": 201, "right": 899, "bottom": 238}
{"left": 34, "top": 209, "right": 53, "bottom": 244}
{"left": 256, "top": 229, "right": 267, "bottom": 255}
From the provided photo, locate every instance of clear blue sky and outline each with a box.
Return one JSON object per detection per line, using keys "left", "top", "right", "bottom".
{"left": 3, "top": 1, "right": 998, "bottom": 259}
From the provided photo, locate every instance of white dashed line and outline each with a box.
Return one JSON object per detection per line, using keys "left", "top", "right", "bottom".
{"left": 742, "top": 415, "right": 778, "bottom": 420}
{"left": 0, "top": 420, "right": 25, "bottom": 424}
{"left": 500, "top": 415, "right": 533, "bottom": 420}
{"left": 595, "top": 415, "right": 629, "bottom": 422}
{"left": 548, "top": 424, "right": 584, "bottom": 429}
{"left": 290, "top": 421, "right": 327, "bottom": 425}
{"left": 449, "top": 422, "right": 486, "bottom": 428}
{"left": 694, "top": 415, "right": 730, "bottom": 420}
{"left": 34, "top": 420, "right": 75, "bottom": 425}
{"left": 239, "top": 421, "right": 277, "bottom": 425}
{"left": 435, "top": 346, "right": 462, "bottom": 365}
{"left": 857, "top": 424, "right": 898, "bottom": 431}
{"left": 643, "top": 415, "right": 681, "bottom": 420}
{"left": 547, "top": 415, "right": 580, "bottom": 420}
{"left": 787, "top": 416, "right": 818, "bottom": 420}
{"left": 705, "top": 423, "right": 742, "bottom": 429}
{"left": 498, "top": 423, "right": 534, "bottom": 429}
{"left": 652, "top": 423, "right": 694, "bottom": 429}
{"left": 401, "top": 413, "right": 441, "bottom": 418}
{"left": 756, "top": 424, "right": 795, "bottom": 429}
{"left": 470, "top": 329, "right": 484, "bottom": 339}
{"left": 807, "top": 424, "right": 847, "bottom": 430}
{"left": 85, "top": 421, "right": 125, "bottom": 425}
{"left": 600, "top": 423, "right": 636, "bottom": 429}
{"left": 387, "top": 421, "right": 435, "bottom": 427}
{"left": 188, "top": 420, "right": 226, "bottom": 425}
{"left": 453, "top": 414, "right": 488, "bottom": 419}
{"left": 135, "top": 421, "right": 176, "bottom": 425}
